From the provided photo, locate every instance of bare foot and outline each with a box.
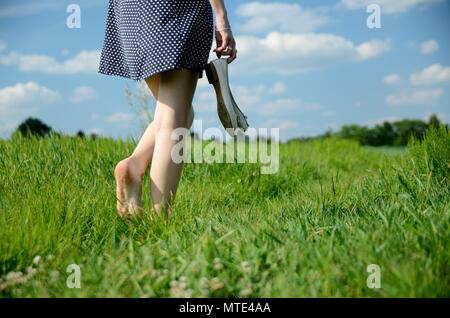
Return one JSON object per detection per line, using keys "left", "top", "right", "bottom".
{"left": 114, "top": 158, "right": 143, "bottom": 218}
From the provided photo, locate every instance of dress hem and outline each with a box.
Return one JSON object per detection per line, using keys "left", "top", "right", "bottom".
{"left": 98, "top": 63, "right": 207, "bottom": 81}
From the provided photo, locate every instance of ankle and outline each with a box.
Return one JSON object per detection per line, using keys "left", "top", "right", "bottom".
{"left": 125, "top": 156, "right": 146, "bottom": 178}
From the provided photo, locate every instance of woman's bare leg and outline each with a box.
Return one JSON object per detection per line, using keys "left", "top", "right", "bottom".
{"left": 114, "top": 75, "right": 162, "bottom": 216}
{"left": 129, "top": 75, "right": 194, "bottom": 174}
{"left": 150, "top": 68, "right": 198, "bottom": 215}
{"left": 115, "top": 70, "right": 196, "bottom": 217}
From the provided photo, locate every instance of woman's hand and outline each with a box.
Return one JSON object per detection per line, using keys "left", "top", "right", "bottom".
{"left": 213, "top": 23, "right": 237, "bottom": 63}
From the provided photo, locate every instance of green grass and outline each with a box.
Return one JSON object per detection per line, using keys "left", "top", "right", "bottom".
{"left": 0, "top": 127, "right": 449, "bottom": 297}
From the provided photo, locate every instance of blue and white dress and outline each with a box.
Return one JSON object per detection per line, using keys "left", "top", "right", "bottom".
{"left": 98, "top": 0, "right": 214, "bottom": 81}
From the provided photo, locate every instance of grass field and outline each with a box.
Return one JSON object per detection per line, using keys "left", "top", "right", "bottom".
{"left": 0, "top": 127, "right": 449, "bottom": 297}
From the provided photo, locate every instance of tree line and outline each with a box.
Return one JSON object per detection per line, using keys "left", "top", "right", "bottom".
{"left": 9, "top": 115, "right": 449, "bottom": 147}
{"left": 334, "top": 115, "right": 447, "bottom": 146}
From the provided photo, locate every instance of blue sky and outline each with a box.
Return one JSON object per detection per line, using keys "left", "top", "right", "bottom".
{"left": 0, "top": 0, "right": 449, "bottom": 141}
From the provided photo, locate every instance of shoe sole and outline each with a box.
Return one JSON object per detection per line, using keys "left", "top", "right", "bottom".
{"left": 230, "top": 88, "right": 249, "bottom": 131}
{"left": 206, "top": 59, "right": 247, "bottom": 134}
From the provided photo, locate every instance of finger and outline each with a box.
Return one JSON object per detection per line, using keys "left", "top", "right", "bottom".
{"left": 221, "top": 44, "right": 235, "bottom": 56}
{"left": 219, "top": 47, "right": 231, "bottom": 57}
{"left": 228, "top": 49, "right": 237, "bottom": 63}
{"left": 213, "top": 39, "right": 222, "bottom": 52}
{"left": 228, "top": 51, "right": 236, "bottom": 63}
{"left": 216, "top": 35, "right": 230, "bottom": 53}
{"left": 227, "top": 39, "right": 237, "bottom": 62}
{"left": 222, "top": 40, "right": 234, "bottom": 54}
{"left": 214, "top": 42, "right": 223, "bottom": 58}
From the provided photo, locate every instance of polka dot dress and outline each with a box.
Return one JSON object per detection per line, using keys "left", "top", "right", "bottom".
{"left": 98, "top": 0, "right": 214, "bottom": 81}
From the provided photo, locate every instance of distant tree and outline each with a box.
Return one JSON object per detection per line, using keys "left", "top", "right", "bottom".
{"left": 428, "top": 114, "right": 441, "bottom": 129}
{"left": 322, "top": 129, "right": 333, "bottom": 138}
{"left": 333, "top": 114, "right": 445, "bottom": 147}
{"left": 286, "top": 114, "right": 447, "bottom": 146}
{"left": 338, "top": 124, "right": 370, "bottom": 145}
{"left": 393, "top": 119, "right": 428, "bottom": 146}
{"left": 76, "top": 130, "right": 86, "bottom": 138}
{"left": 16, "top": 117, "right": 52, "bottom": 137}
{"left": 368, "top": 121, "right": 396, "bottom": 146}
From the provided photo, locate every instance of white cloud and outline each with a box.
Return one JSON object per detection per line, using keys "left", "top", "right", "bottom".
{"left": 195, "top": 81, "right": 288, "bottom": 112}
{"left": 233, "top": 32, "right": 390, "bottom": 75}
{"left": 365, "top": 116, "right": 401, "bottom": 126}
{"left": 0, "top": 81, "right": 60, "bottom": 114}
{"left": 237, "top": 2, "right": 330, "bottom": 33}
{"left": 420, "top": 39, "right": 439, "bottom": 54}
{"left": 105, "top": 112, "right": 135, "bottom": 125}
{"left": 61, "top": 48, "right": 70, "bottom": 56}
{"left": 195, "top": 84, "right": 263, "bottom": 112}
{"left": 260, "top": 98, "right": 321, "bottom": 115}
{"left": 340, "top": 0, "right": 443, "bottom": 14}
{"left": 269, "top": 82, "right": 287, "bottom": 94}
{"left": 278, "top": 121, "right": 299, "bottom": 129}
{"left": 384, "top": 73, "right": 401, "bottom": 85}
{"left": 197, "top": 90, "right": 215, "bottom": 103}
{"left": 0, "top": 82, "right": 60, "bottom": 136}
{"left": 356, "top": 40, "right": 392, "bottom": 60}
{"left": 410, "top": 64, "right": 450, "bottom": 86}
{"left": 0, "top": 41, "right": 6, "bottom": 53}
{"left": 0, "top": 2, "right": 61, "bottom": 17}
{"left": 386, "top": 88, "right": 444, "bottom": 106}
{"left": 234, "top": 85, "right": 266, "bottom": 105}
{"left": 0, "top": 50, "right": 101, "bottom": 74}
{"left": 259, "top": 118, "right": 299, "bottom": 130}
{"left": 197, "top": 76, "right": 210, "bottom": 88}
{"left": 88, "top": 128, "right": 103, "bottom": 136}
{"left": 70, "top": 86, "right": 96, "bottom": 103}
{"left": 0, "top": 1, "right": 103, "bottom": 18}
